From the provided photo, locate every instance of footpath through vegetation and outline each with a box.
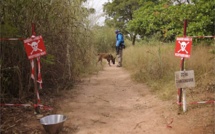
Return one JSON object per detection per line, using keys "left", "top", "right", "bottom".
{"left": 1, "top": 64, "right": 214, "bottom": 134}
{"left": 54, "top": 64, "right": 214, "bottom": 134}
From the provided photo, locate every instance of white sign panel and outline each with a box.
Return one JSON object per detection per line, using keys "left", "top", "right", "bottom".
{"left": 175, "top": 70, "right": 195, "bottom": 88}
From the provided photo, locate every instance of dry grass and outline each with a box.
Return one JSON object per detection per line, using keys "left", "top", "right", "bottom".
{"left": 123, "top": 42, "right": 215, "bottom": 133}
{"left": 123, "top": 43, "right": 215, "bottom": 100}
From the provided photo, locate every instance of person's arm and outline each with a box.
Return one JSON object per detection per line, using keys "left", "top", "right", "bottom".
{"left": 116, "top": 34, "right": 120, "bottom": 54}
{"left": 118, "top": 34, "right": 123, "bottom": 42}
{"left": 116, "top": 40, "right": 120, "bottom": 47}
{"left": 116, "top": 34, "right": 121, "bottom": 47}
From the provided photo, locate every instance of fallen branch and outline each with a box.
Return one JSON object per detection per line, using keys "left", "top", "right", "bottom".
{"left": 5, "top": 124, "right": 16, "bottom": 131}
{"left": 133, "top": 121, "right": 145, "bottom": 130}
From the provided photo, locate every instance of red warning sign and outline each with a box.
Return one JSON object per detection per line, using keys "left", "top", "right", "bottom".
{"left": 23, "top": 35, "right": 46, "bottom": 59}
{"left": 175, "top": 37, "right": 192, "bottom": 58}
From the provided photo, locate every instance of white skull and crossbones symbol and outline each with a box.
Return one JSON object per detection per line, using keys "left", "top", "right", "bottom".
{"left": 178, "top": 41, "right": 189, "bottom": 54}
{"left": 28, "top": 40, "right": 42, "bottom": 55}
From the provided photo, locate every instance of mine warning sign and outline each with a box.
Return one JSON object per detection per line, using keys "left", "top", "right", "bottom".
{"left": 23, "top": 35, "right": 46, "bottom": 59}
{"left": 175, "top": 70, "right": 195, "bottom": 88}
{"left": 175, "top": 37, "right": 192, "bottom": 58}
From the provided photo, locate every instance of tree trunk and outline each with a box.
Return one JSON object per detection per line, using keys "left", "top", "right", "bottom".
{"left": 132, "top": 34, "right": 137, "bottom": 45}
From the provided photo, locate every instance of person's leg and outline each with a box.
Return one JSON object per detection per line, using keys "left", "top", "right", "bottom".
{"left": 117, "top": 48, "right": 122, "bottom": 67}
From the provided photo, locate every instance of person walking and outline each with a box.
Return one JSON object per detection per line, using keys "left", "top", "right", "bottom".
{"left": 115, "top": 30, "right": 125, "bottom": 67}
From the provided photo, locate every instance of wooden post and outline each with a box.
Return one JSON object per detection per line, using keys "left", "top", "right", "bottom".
{"left": 182, "top": 88, "right": 187, "bottom": 112}
{"left": 178, "top": 20, "right": 188, "bottom": 113}
{"left": 179, "top": 20, "right": 188, "bottom": 113}
{"left": 182, "top": 20, "right": 188, "bottom": 112}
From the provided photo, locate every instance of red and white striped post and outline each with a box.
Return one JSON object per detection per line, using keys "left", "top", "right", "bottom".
{"left": 0, "top": 23, "right": 46, "bottom": 114}
{"left": 176, "top": 21, "right": 215, "bottom": 112}
{"left": 0, "top": 38, "right": 25, "bottom": 41}
{"left": 191, "top": 36, "right": 215, "bottom": 38}
{"left": 177, "top": 20, "right": 188, "bottom": 113}
{"left": 182, "top": 20, "right": 187, "bottom": 112}
{"left": 30, "top": 23, "right": 41, "bottom": 114}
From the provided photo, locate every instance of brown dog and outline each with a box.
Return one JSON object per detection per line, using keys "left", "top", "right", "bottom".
{"left": 97, "top": 53, "right": 115, "bottom": 66}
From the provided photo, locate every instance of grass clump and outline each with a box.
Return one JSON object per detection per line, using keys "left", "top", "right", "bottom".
{"left": 123, "top": 42, "right": 215, "bottom": 100}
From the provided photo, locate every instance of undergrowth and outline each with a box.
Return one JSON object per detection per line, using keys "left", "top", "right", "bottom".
{"left": 123, "top": 41, "right": 215, "bottom": 100}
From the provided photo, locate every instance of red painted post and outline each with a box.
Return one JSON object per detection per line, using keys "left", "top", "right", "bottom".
{"left": 178, "top": 20, "right": 187, "bottom": 113}
{"left": 183, "top": 20, "right": 187, "bottom": 37}
{"left": 0, "top": 23, "right": 52, "bottom": 112}
{"left": 32, "top": 23, "right": 36, "bottom": 36}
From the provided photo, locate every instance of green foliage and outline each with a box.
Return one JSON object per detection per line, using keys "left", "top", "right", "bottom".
{"left": 1, "top": 0, "right": 98, "bottom": 100}
{"left": 103, "top": 0, "right": 153, "bottom": 45}
{"left": 41, "top": 54, "right": 55, "bottom": 65}
{"left": 127, "top": 2, "right": 163, "bottom": 38}
{"left": 127, "top": 0, "right": 215, "bottom": 41}
{"left": 92, "top": 26, "right": 116, "bottom": 53}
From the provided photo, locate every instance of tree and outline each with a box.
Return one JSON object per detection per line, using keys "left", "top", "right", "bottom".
{"left": 92, "top": 25, "right": 116, "bottom": 52}
{"left": 104, "top": 0, "right": 149, "bottom": 45}
{"left": 127, "top": 2, "right": 164, "bottom": 40}
{"left": 127, "top": 0, "right": 215, "bottom": 41}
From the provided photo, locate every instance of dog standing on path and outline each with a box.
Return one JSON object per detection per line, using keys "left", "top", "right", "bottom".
{"left": 97, "top": 53, "right": 115, "bottom": 66}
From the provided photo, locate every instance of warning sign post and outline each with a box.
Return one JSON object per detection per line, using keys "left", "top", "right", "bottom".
{"left": 23, "top": 35, "right": 46, "bottom": 59}
{"left": 173, "top": 20, "right": 215, "bottom": 113}
{"left": 175, "top": 70, "right": 195, "bottom": 89}
{"left": 175, "top": 37, "right": 192, "bottom": 58}
{"left": 0, "top": 23, "right": 52, "bottom": 114}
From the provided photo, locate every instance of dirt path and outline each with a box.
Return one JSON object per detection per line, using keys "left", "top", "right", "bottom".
{"left": 1, "top": 64, "right": 214, "bottom": 134}
{"left": 54, "top": 64, "right": 214, "bottom": 134}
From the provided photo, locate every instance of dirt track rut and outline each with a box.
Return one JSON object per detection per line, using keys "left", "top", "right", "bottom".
{"left": 56, "top": 65, "right": 208, "bottom": 134}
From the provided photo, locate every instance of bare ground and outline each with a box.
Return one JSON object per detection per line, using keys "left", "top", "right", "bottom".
{"left": 1, "top": 64, "right": 214, "bottom": 134}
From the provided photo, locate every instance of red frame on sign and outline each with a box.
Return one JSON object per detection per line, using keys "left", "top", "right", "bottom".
{"left": 175, "top": 37, "right": 192, "bottom": 58}
{"left": 23, "top": 35, "right": 46, "bottom": 59}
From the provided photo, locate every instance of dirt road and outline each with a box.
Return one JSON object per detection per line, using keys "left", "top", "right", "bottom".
{"left": 54, "top": 64, "right": 214, "bottom": 134}
{"left": 1, "top": 63, "right": 214, "bottom": 134}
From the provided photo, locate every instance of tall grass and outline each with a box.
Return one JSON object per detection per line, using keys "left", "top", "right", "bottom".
{"left": 123, "top": 42, "right": 215, "bottom": 100}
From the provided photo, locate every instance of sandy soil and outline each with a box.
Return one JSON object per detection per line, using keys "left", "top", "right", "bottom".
{"left": 1, "top": 64, "right": 214, "bottom": 134}
{"left": 55, "top": 64, "right": 214, "bottom": 134}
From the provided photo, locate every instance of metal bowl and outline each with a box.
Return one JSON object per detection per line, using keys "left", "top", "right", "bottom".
{"left": 40, "top": 114, "right": 67, "bottom": 134}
